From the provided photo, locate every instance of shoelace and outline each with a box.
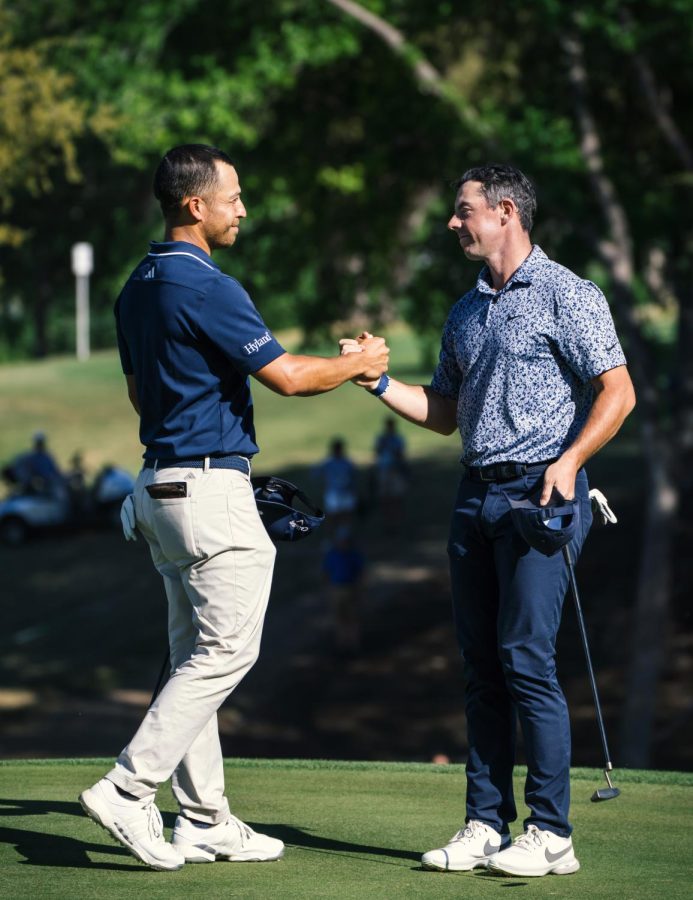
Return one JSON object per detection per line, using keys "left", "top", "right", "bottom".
{"left": 144, "top": 801, "right": 164, "bottom": 842}
{"left": 451, "top": 820, "right": 488, "bottom": 844}
{"left": 512, "top": 824, "right": 544, "bottom": 851}
{"left": 229, "top": 814, "right": 254, "bottom": 845}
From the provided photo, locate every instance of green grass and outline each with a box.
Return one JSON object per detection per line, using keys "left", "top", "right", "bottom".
{"left": 0, "top": 760, "right": 690, "bottom": 899}
{"left": 0, "top": 328, "right": 459, "bottom": 483}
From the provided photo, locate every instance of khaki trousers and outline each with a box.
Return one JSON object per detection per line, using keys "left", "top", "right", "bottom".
{"left": 107, "top": 463, "right": 276, "bottom": 824}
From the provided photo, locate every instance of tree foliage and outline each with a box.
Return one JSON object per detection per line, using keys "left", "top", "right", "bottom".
{"left": 0, "top": 0, "right": 690, "bottom": 361}
{"left": 0, "top": 0, "right": 692, "bottom": 764}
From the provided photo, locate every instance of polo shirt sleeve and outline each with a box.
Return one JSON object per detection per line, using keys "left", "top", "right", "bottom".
{"left": 430, "top": 308, "right": 463, "bottom": 400}
{"left": 555, "top": 281, "right": 627, "bottom": 383}
{"left": 199, "top": 275, "right": 285, "bottom": 375}
{"left": 114, "top": 296, "right": 134, "bottom": 375}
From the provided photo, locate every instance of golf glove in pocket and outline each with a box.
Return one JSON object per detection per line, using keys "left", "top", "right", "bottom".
{"left": 120, "top": 493, "right": 137, "bottom": 541}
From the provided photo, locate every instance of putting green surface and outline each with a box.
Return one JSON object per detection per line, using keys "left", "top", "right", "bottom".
{"left": 0, "top": 760, "right": 690, "bottom": 899}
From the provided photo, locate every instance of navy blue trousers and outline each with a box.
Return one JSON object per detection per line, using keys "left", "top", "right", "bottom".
{"left": 447, "top": 467, "right": 592, "bottom": 837}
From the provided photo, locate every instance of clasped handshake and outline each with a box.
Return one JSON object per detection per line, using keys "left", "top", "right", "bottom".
{"left": 339, "top": 331, "right": 387, "bottom": 390}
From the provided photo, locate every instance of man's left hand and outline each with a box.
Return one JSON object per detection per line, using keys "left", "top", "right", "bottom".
{"left": 540, "top": 456, "right": 579, "bottom": 506}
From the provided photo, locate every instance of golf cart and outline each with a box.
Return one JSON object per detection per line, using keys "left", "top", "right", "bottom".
{"left": 0, "top": 464, "right": 135, "bottom": 546}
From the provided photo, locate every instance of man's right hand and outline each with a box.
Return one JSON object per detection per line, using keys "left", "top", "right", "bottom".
{"left": 354, "top": 334, "right": 389, "bottom": 382}
{"left": 339, "top": 332, "right": 383, "bottom": 388}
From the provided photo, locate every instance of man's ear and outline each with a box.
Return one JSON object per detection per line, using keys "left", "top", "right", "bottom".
{"left": 184, "top": 195, "right": 205, "bottom": 223}
{"left": 499, "top": 198, "right": 515, "bottom": 225}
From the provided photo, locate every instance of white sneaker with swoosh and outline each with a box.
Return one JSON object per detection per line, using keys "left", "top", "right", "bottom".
{"left": 487, "top": 824, "right": 580, "bottom": 876}
{"left": 421, "top": 820, "right": 511, "bottom": 871}
{"left": 172, "top": 813, "right": 284, "bottom": 863}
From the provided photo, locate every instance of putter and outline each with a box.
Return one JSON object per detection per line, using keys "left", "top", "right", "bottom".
{"left": 563, "top": 544, "right": 620, "bottom": 802}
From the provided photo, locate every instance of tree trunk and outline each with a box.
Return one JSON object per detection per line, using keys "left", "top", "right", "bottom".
{"left": 562, "top": 26, "right": 678, "bottom": 768}
{"left": 620, "top": 451, "right": 677, "bottom": 767}
{"left": 33, "top": 276, "right": 51, "bottom": 358}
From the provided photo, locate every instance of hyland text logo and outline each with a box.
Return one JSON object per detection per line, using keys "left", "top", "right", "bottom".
{"left": 243, "top": 331, "right": 272, "bottom": 355}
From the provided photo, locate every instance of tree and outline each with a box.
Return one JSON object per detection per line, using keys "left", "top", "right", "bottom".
{"left": 324, "top": 0, "right": 692, "bottom": 766}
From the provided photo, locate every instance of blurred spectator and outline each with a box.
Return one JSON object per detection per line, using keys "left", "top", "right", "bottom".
{"left": 322, "top": 525, "right": 366, "bottom": 653}
{"left": 5, "top": 432, "right": 66, "bottom": 497}
{"left": 373, "top": 417, "right": 408, "bottom": 521}
{"left": 313, "top": 437, "right": 358, "bottom": 529}
{"left": 66, "top": 452, "right": 88, "bottom": 512}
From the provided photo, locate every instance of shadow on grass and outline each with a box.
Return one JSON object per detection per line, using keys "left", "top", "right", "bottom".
{"left": 252, "top": 821, "right": 422, "bottom": 865}
{"left": 0, "top": 798, "right": 421, "bottom": 870}
{"left": 1, "top": 797, "right": 84, "bottom": 818}
{"left": 0, "top": 825, "right": 141, "bottom": 870}
{"left": 0, "top": 797, "right": 142, "bottom": 870}
{"left": 0, "top": 799, "right": 534, "bottom": 883}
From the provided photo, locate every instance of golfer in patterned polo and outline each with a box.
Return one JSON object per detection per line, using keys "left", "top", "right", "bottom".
{"left": 343, "top": 164, "right": 635, "bottom": 877}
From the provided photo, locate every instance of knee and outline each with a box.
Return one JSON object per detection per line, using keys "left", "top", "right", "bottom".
{"left": 499, "top": 642, "right": 557, "bottom": 692}
{"left": 462, "top": 648, "right": 505, "bottom": 687}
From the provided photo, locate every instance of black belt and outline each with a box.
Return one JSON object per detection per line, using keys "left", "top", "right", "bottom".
{"left": 143, "top": 454, "right": 251, "bottom": 474}
{"left": 463, "top": 459, "right": 556, "bottom": 483}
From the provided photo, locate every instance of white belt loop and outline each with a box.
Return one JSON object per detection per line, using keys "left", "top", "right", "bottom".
{"left": 203, "top": 456, "right": 210, "bottom": 473}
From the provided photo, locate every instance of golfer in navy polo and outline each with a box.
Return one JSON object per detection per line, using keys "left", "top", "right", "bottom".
{"left": 343, "top": 164, "right": 635, "bottom": 877}
{"left": 79, "top": 144, "right": 389, "bottom": 871}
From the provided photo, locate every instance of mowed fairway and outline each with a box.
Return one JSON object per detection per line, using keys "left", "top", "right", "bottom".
{"left": 0, "top": 760, "right": 690, "bottom": 900}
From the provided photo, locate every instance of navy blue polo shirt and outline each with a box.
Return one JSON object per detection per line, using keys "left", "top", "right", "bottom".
{"left": 115, "top": 241, "right": 285, "bottom": 460}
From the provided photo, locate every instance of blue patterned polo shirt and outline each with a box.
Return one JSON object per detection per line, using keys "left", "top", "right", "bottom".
{"left": 430, "top": 245, "right": 627, "bottom": 466}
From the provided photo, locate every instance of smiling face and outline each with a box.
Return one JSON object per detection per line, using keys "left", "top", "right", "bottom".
{"left": 198, "top": 161, "right": 247, "bottom": 250}
{"left": 447, "top": 180, "right": 505, "bottom": 261}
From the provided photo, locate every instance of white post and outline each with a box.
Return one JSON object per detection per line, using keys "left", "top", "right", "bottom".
{"left": 71, "top": 242, "right": 93, "bottom": 361}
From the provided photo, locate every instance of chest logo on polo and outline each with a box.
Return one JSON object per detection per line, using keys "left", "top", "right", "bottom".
{"left": 243, "top": 331, "right": 272, "bottom": 355}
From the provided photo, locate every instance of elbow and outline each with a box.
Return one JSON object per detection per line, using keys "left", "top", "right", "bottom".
{"left": 425, "top": 417, "right": 457, "bottom": 436}
{"left": 628, "top": 383, "right": 637, "bottom": 413}
{"left": 258, "top": 358, "right": 301, "bottom": 396}
{"left": 274, "top": 379, "right": 298, "bottom": 397}
{"left": 128, "top": 390, "right": 140, "bottom": 415}
{"left": 623, "top": 383, "right": 637, "bottom": 419}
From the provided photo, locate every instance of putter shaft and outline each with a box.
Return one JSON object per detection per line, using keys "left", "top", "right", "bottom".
{"left": 563, "top": 546, "right": 615, "bottom": 774}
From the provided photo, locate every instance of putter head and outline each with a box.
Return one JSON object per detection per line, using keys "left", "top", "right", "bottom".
{"left": 591, "top": 786, "right": 620, "bottom": 802}
{"left": 591, "top": 765, "right": 620, "bottom": 802}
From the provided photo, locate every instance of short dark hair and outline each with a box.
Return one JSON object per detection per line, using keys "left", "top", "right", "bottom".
{"left": 456, "top": 164, "right": 537, "bottom": 232}
{"left": 153, "top": 144, "right": 234, "bottom": 218}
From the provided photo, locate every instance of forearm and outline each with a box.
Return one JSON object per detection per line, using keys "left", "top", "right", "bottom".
{"left": 254, "top": 349, "right": 386, "bottom": 397}
{"left": 284, "top": 353, "right": 371, "bottom": 396}
{"left": 540, "top": 365, "right": 635, "bottom": 503}
{"left": 367, "top": 378, "right": 458, "bottom": 436}
{"left": 562, "top": 379, "right": 635, "bottom": 469}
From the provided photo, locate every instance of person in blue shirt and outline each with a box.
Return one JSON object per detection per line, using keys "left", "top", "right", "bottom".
{"left": 10, "top": 432, "right": 65, "bottom": 496}
{"left": 373, "top": 417, "right": 408, "bottom": 522}
{"left": 342, "top": 164, "right": 635, "bottom": 878}
{"left": 322, "top": 525, "right": 366, "bottom": 653}
{"left": 313, "top": 437, "right": 358, "bottom": 526}
{"left": 79, "top": 144, "right": 389, "bottom": 872}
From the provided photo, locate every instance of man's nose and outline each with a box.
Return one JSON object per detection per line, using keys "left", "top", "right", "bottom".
{"left": 447, "top": 215, "right": 461, "bottom": 231}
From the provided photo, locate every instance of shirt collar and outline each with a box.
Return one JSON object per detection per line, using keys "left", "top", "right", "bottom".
{"left": 475, "top": 244, "right": 547, "bottom": 296}
{"left": 148, "top": 240, "right": 220, "bottom": 270}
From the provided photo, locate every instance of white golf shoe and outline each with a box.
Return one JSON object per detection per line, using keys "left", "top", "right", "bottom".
{"left": 487, "top": 824, "right": 580, "bottom": 876}
{"left": 421, "top": 819, "right": 511, "bottom": 871}
{"left": 79, "top": 777, "right": 185, "bottom": 871}
{"left": 172, "top": 813, "right": 285, "bottom": 863}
